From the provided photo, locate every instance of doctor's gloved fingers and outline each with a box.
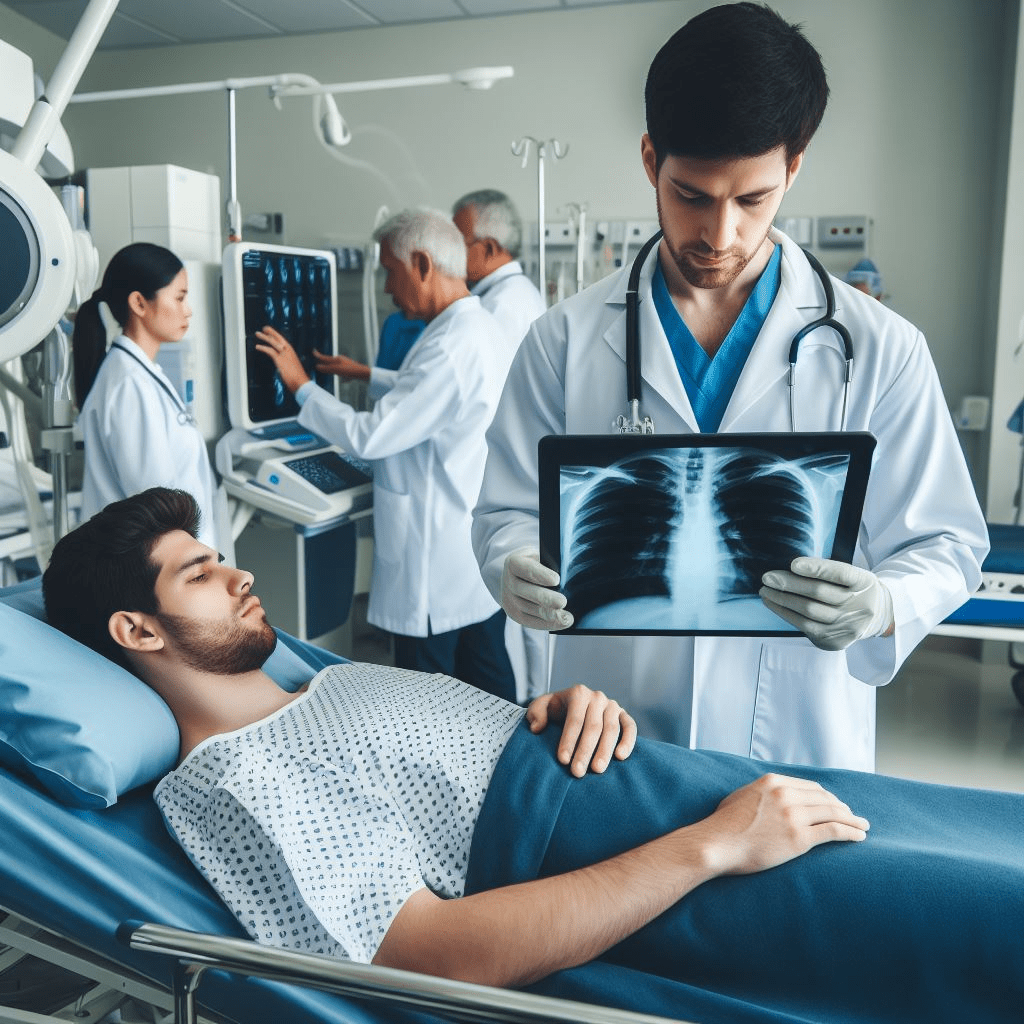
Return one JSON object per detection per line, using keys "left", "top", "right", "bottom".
{"left": 760, "top": 595, "right": 861, "bottom": 651}
{"left": 758, "top": 582, "right": 847, "bottom": 623}
{"left": 789, "top": 556, "right": 871, "bottom": 589}
{"left": 760, "top": 570, "right": 854, "bottom": 608}
{"left": 504, "top": 596, "right": 574, "bottom": 632}
{"left": 505, "top": 550, "right": 561, "bottom": 588}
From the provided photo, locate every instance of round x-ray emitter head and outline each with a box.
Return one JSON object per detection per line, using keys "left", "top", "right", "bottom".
{"left": 0, "top": 147, "right": 75, "bottom": 362}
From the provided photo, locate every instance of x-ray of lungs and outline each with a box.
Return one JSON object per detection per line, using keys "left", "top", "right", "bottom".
{"left": 539, "top": 433, "right": 876, "bottom": 635}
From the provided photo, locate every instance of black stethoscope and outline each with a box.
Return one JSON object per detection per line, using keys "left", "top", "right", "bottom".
{"left": 616, "top": 231, "right": 854, "bottom": 434}
{"left": 111, "top": 342, "right": 197, "bottom": 427}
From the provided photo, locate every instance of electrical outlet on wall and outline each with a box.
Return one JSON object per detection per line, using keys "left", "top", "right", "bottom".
{"left": 817, "top": 216, "right": 870, "bottom": 249}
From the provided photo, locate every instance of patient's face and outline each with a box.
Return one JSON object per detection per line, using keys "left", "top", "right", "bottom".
{"left": 149, "top": 530, "right": 276, "bottom": 674}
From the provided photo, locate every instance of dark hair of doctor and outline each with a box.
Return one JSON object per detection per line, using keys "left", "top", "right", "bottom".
{"left": 644, "top": 2, "right": 829, "bottom": 166}
{"left": 43, "top": 487, "right": 200, "bottom": 671}
{"left": 72, "top": 242, "right": 184, "bottom": 404}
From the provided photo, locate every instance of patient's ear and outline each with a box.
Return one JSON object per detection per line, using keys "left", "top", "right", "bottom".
{"left": 108, "top": 611, "right": 165, "bottom": 653}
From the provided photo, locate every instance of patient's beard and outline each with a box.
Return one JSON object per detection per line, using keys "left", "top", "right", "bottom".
{"left": 157, "top": 612, "right": 277, "bottom": 675}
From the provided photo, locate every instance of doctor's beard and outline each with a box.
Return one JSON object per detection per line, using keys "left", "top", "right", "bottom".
{"left": 656, "top": 196, "right": 767, "bottom": 291}
{"left": 157, "top": 611, "right": 278, "bottom": 675}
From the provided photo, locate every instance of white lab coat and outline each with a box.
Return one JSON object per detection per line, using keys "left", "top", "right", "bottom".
{"left": 472, "top": 261, "right": 551, "bottom": 700}
{"left": 299, "top": 296, "right": 504, "bottom": 638}
{"left": 473, "top": 229, "right": 989, "bottom": 770}
{"left": 473, "top": 261, "right": 548, "bottom": 380}
{"left": 79, "top": 336, "right": 221, "bottom": 551}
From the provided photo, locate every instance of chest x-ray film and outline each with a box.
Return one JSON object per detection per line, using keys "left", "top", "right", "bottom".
{"left": 539, "top": 432, "right": 876, "bottom": 636}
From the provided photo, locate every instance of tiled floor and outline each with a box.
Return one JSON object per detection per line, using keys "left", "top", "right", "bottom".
{"left": 876, "top": 634, "right": 1024, "bottom": 793}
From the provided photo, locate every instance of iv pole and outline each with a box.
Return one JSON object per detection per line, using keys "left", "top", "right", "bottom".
{"left": 511, "top": 137, "right": 567, "bottom": 306}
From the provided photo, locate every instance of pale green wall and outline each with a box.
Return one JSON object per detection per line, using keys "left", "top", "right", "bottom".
{"left": 3, "top": 0, "right": 1018, "bottom": 493}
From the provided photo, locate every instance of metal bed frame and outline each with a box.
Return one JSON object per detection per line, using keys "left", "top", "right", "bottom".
{"left": 122, "top": 922, "right": 679, "bottom": 1024}
{"left": 0, "top": 909, "right": 681, "bottom": 1024}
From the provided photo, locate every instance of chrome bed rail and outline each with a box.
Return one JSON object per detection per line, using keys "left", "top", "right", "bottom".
{"left": 123, "top": 921, "right": 685, "bottom": 1024}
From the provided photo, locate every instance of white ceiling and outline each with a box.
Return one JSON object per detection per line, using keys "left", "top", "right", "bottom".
{"left": 3, "top": 0, "right": 661, "bottom": 49}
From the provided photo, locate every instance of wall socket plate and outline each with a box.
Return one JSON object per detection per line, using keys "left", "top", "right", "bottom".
{"left": 817, "top": 215, "right": 870, "bottom": 249}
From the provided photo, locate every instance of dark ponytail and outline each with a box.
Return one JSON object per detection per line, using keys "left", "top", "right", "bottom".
{"left": 72, "top": 242, "right": 184, "bottom": 404}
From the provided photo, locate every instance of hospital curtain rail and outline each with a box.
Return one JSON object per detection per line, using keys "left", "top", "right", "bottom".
{"left": 121, "top": 921, "right": 683, "bottom": 1024}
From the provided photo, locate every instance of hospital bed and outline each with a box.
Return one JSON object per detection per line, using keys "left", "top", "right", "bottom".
{"left": 0, "top": 578, "right": 676, "bottom": 1024}
{"left": 936, "top": 523, "right": 1024, "bottom": 705}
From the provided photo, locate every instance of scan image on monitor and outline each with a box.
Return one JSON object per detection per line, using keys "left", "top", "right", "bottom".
{"left": 222, "top": 242, "right": 338, "bottom": 430}
{"left": 539, "top": 432, "right": 875, "bottom": 636}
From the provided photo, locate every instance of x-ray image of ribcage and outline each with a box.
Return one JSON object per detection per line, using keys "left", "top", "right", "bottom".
{"left": 560, "top": 448, "right": 850, "bottom": 630}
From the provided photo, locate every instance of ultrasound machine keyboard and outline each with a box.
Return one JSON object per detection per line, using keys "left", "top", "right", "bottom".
{"left": 283, "top": 451, "right": 372, "bottom": 494}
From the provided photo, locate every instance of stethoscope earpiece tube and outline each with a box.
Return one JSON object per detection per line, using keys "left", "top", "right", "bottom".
{"left": 625, "top": 230, "right": 663, "bottom": 407}
{"left": 618, "top": 230, "right": 663, "bottom": 433}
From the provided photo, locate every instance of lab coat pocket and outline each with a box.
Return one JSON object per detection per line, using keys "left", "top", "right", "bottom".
{"left": 373, "top": 485, "right": 411, "bottom": 566}
{"left": 751, "top": 639, "right": 861, "bottom": 768}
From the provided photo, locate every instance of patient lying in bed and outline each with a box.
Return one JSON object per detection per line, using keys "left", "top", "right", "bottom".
{"left": 41, "top": 487, "right": 1024, "bottom": 1024}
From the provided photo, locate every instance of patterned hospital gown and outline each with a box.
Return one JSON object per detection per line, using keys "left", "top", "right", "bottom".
{"left": 154, "top": 663, "right": 526, "bottom": 962}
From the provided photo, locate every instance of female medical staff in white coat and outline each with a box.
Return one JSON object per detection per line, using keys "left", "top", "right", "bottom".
{"left": 73, "top": 243, "right": 222, "bottom": 551}
{"left": 473, "top": 227, "right": 989, "bottom": 771}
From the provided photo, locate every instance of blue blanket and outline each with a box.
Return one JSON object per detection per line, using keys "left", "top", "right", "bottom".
{"left": 467, "top": 722, "right": 1024, "bottom": 1023}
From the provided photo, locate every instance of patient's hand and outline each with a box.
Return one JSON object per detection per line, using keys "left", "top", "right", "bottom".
{"left": 527, "top": 684, "right": 636, "bottom": 778}
{"left": 695, "top": 773, "right": 870, "bottom": 876}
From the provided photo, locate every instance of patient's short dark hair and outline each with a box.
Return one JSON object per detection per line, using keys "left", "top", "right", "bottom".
{"left": 645, "top": 2, "right": 829, "bottom": 166}
{"left": 43, "top": 488, "right": 201, "bottom": 670}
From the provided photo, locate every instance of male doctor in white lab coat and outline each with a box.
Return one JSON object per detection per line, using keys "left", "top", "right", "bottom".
{"left": 472, "top": 2, "right": 989, "bottom": 770}
{"left": 258, "top": 208, "right": 517, "bottom": 701}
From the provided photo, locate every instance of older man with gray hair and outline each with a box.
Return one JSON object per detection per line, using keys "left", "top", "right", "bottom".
{"left": 256, "top": 207, "right": 516, "bottom": 700}
{"left": 452, "top": 189, "right": 547, "bottom": 378}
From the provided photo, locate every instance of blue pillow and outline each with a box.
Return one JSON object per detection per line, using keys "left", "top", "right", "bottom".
{"left": 0, "top": 576, "right": 46, "bottom": 619}
{"left": 0, "top": 585, "right": 348, "bottom": 809}
{"left": 0, "top": 600, "right": 179, "bottom": 809}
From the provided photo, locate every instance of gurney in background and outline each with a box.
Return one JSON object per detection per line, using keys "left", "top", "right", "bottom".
{"left": 938, "top": 522, "right": 1024, "bottom": 707}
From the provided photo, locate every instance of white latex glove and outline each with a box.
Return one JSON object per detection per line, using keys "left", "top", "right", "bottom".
{"left": 501, "top": 548, "right": 574, "bottom": 631}
{"left": 759, "top": 557, "right": 894, "bottom": 652}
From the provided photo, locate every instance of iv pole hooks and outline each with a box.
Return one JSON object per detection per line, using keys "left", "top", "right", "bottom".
{"left": 511, "top": 137, "right": 568, "bottom": 306}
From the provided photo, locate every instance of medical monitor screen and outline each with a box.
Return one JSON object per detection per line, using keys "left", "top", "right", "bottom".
{"left": 222, "top": 242, "right": 338, "bottom": 430}
{"left": 538, "top": 432, "right": 875, "bottom": 636}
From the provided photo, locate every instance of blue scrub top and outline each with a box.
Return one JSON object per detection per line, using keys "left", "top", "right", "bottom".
{"left": 652, "top": 244, "right": 782, "bottom": 432}
{"left": 376, "top": 311, "right": 426, "bottom": 371}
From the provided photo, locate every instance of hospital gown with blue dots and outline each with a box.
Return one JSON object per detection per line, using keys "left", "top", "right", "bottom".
{"left": 154, "top": 663, "right": 525, "bottom": 963}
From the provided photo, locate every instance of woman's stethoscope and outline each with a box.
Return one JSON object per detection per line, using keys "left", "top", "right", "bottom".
{"left": 111, "top": 342, "right": 197, "bottom": 426}
{"left": 615, "top": 231, "right": 854, "bottom": 434}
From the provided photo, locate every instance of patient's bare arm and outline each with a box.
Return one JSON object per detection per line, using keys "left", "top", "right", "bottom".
{"left": 373, "top": 773, "right": 869, "bottom": 988}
